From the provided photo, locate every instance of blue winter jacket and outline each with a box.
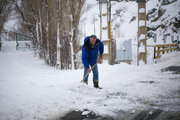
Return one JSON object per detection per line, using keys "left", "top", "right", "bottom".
{"left": 82, "top": 36, "right": 104, "bottom": 68}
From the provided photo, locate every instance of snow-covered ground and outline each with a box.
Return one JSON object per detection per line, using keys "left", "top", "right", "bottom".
{"left": 0, "top": 41, "right": 180, "bottom": 120}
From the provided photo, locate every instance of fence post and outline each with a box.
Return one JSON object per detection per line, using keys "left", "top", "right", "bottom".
{"left": 162, "top": 46, "right": 165, "bottom": 54}
{"left": 171, "top": 36, "right": 174, "bottom": 43}
{"left": 153, "top": 34, "right": 157, "bottom": 43}
{"left": 163, "top": 35, "right": 167, "bottom": 43}
{"left": 157, "top": 46, "right": 160, "bottom": 57}
{"left": 0, "top": 37, "right": 2, "bottom": 51}
{"left": 154, "top": 46, "right": 156, "bottom": 59}
{"left": 16, "top": 33, "right": 19, "bottom": 50}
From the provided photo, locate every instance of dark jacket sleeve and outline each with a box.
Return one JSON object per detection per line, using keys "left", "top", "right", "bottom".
{"left": 99, "top": 40, "right": 104, "bottom": 55}
{"left": 82, "top": 46, "right": 90, "bottom": 68}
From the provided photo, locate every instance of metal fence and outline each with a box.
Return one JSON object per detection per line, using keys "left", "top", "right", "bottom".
{"left": 16, "top": 32, "right": 32, "bottom": 50}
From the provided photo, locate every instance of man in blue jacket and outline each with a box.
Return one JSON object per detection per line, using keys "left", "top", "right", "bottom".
{"left": 82, "top": 35, "right": 104, "bottom": 88}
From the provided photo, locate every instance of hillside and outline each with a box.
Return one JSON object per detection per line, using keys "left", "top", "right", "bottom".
{"left": 80, "top": 0, "right": 180, "bottom": 63}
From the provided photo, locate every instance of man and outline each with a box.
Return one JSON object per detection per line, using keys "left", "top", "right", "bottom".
{"left": 82, "top": 35, "right": 104, "bottom": 88}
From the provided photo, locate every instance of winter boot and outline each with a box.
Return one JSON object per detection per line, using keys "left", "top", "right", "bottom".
{"left": 83, "top": 80, "right": 88, "bottom": 85}
{"left": 93, "top": 79, "right": 99, "bottom": 88}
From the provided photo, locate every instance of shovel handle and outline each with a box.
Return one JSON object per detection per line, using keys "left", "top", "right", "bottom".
{"left": 81, "top": 63, "right": 97, "bottom": 83}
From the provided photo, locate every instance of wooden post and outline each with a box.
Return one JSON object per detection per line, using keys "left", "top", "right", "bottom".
{"left": 162, "top": 46, "right": 165, "bottom": 54}
{"left": 99, "top": 0, "right": 107, "bottom": 61}
{"left": 157, "top": 46, "right": 160, "bottom": 57}
{"left": 137, "top": 0, "right": 147, "bottom": 65}
{"left": 99, "top": 0, "right": 113, "bottom": 65}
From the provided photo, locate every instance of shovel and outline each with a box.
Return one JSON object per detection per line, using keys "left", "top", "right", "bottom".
{"left": 81, "top": 63, "right": 97, "bottom": 83}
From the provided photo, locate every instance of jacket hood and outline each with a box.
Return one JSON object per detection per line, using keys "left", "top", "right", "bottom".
{"left": 84, "top": 36, "right": 90, "bottom": 44}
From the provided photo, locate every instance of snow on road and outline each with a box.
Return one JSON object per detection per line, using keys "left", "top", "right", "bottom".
{"left": 0, "top": 41, "right": 180, "bottom": 120}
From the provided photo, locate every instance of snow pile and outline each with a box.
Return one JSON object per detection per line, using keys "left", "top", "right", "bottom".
{"left": 0, "top": 41, "right": 180, "bottom": 120}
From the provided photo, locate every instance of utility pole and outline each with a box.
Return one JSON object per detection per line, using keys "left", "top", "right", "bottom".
{"left": 108, "top": 0, "right": 113, "bottom": 64}
{"left": 99, "top": 0, "right": 110, "bottom": 63}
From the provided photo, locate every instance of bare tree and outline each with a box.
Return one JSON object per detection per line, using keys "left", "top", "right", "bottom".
{"left": 58, "top": 0, "right": 72, "bottom": 69}
{"left": 68, "top": 0, "right": 85, "bottom": 69}
{"left": 47, "top": 0, "right": 58, "bottom": 66}
{"left": 8, "top": 0, "right": 85, "bottom": 69}
{"left": 0, "top": 0, "right": 12, "bottom": 34}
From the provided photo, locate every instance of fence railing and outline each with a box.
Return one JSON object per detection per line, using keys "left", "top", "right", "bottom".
{"left": 16, "top": 32, "right": 32, "bottom": 50}
{"left": 154, "top": 44, "right": 178, "bottom": 59}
